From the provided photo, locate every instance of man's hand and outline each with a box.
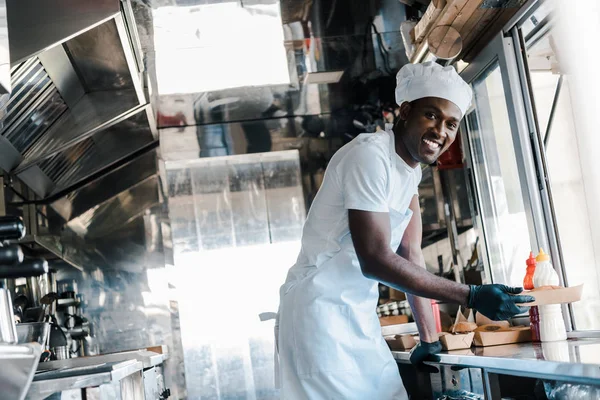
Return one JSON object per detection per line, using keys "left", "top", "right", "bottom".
{"left": 409, "top": 341, "right": 442, "bottom": 374}
{"left": 468, "top": 284, "right": 535, "bottom": 321}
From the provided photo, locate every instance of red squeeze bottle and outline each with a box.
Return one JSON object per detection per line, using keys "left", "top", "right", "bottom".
{"left": 431, "top": 300, "right": 442, "bottom": 333}
{"left": 524, "top": 252, "right": 540, "bottom": 342}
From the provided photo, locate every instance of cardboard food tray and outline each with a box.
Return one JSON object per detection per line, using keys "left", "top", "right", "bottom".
{"left": 522, "top": 285, "right": 583, "bottom": 306}
{"left": 379, "top": 315, "right": 409, "bottom": 326}
{"left": 473, "top": 327, "right": 531, "bottom": 347}
{"left": 385, "top": 334, "right": 418, "bottom": 351}
{"left": 439, "top": 332, "right": 475, "bottom": 351}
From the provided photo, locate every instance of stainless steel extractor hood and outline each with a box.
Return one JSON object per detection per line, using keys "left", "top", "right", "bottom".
{"left": 0, "top": 1, "right": 156, "bottom": 201}
{"left": 0, "top": 0, "right": 160, "bottom": 270}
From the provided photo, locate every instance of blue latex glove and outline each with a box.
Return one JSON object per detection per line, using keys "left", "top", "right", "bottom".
{"left": 409, "top": 340, "right": 442, "bottom": 374}
{"left": 468, "top": 284, "right": 535, "bottom": 321}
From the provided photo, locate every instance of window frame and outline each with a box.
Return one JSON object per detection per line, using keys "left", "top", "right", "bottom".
{"left": 460, "top": 0, "right": 600, "bottom": 334}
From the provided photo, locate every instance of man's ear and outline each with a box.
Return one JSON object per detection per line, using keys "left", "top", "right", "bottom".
{"left": 399, "top": 102, "right": 412, "bottom": 121}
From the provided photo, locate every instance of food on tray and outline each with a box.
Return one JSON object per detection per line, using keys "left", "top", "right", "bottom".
{"left": 453, "top": 321, "right": 477, "bottom": 333}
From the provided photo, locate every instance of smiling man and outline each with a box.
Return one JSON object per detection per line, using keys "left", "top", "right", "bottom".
{"left": 276, "top": 62, "right": 534, "bottom": 399}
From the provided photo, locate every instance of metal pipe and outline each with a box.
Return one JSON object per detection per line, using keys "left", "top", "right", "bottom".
{"left": 543, "top": 74, "right": 564, "bottom": 148}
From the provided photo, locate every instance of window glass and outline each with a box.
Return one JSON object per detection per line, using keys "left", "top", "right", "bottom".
{"left": 527, "top": 31, "right": 600, "bottom": 330}
{"left": 465, "top": 63, "right": 532, "bottom": 287}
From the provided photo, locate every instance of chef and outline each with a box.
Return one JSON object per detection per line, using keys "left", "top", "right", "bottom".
{"left": 276, "top": 62, "right": 534, "bottom": 399}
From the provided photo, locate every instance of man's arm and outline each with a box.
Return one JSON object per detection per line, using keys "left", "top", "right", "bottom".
{"left": 397, "top": 196, "right": 438, "bottom": 344}
{"left": 348, "top": 206, "right": 534, "bottom": 321}
{"left": 348, "top": 207, "right": 470, "bottom": 305}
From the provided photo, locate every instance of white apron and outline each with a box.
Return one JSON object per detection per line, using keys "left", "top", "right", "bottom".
{"left": 276, "top": 132, "right": 412, "bottom": 399}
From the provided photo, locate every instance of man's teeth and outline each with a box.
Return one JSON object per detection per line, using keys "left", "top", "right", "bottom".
{"left": 423, "top": 139, "right": 440, "bottom": 149}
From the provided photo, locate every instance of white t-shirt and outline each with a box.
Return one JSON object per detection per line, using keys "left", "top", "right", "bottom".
{"left": 292, "top": 130, "right": 422, "bottom": 274}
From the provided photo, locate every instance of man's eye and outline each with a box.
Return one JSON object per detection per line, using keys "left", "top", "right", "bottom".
{"left": 426, "top": 112, "right": 436, "bottom": 119}
{"left": 448, "top": 122, "right": 458, "bottom": 130}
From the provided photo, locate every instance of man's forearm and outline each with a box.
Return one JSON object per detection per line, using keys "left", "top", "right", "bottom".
{"left": 407, "top": 294, "right": 438, "bottom": 343}
{"left": 400, "top": 251, "right": 440, "bottom": 343}
{"left": 361, "top": 250, "right": 470, "bottom": 306}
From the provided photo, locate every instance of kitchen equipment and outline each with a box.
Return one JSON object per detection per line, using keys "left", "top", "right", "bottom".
{"left": 53, "top": 345, "right": 69, "bottom": 360}
{"left": 0, "top": 288, "right": 18, "bottom": 344}
{"left": 0, "top": 216, "right": 26, "bottom": 241}
{"left": 38, "top": 292, "right": 59, "bottom": 322}
{"left": 0, "top": 244, "right": 24, "bottom": 265}
{"left": 16, "top": 322, "right": 50, "bottom": 345}
{"left": 0, "top": 258, "right": 49, "bottom": 279}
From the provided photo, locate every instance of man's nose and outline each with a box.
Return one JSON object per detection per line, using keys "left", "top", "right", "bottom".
{"left": 431, "top": 120, "right": 447, "bottom": 139}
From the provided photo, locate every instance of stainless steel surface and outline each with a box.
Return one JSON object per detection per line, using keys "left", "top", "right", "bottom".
{"left": 0, "top": 0, "right": 10, "bottom": 94}
{"left": 0, "top": 343, "right": 42, "bottom": 400}
{"left": 1, "top": 12, "right": 155, "bottom": 210}
{"left": 37, "top": 350, "right": 165, "bottom": 371}
{"left": 16, "top": 322, "right": 49, "bottom": 345}
{"left": 143, "top": 367, "right": 159, "bottom": 400}
{"left": 37, "top": 106, "right": 156, "bottom": 198}
{"left": 6, "top": 0, "right": 120, "bottom": 65}
{"left": 50, "top": 150, "right": 158, "bottom": 222}
{"left": 17, "top": 90, "right": 143, "bottom": 173}
{"left": 166, "top": 150, "right": 305, "bottom": 398}
{"left": 67, "top": 175, "right": 160, "bottom": 239}
{"left": 53, "top": 345, "right": 69, "bottom": 360}
{"left": 393, "top": 337, "right": 600, "bottom": 385}
{"left": 37, "top": 44, "right": 85, "bottom": 108}
{"left": 26, "top": 359, "right": 143, "bottom": 400}
{"left": 0, "top": 288, "right": 17, "bottom": 343}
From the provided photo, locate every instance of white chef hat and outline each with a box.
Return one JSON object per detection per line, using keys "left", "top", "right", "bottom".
{"left": 395, "top": 61, "right": 472, "bottom": 117}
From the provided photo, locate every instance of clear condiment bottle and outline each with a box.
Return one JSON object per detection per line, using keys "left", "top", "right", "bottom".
{"left": 533, "top": 248, "right": 566, "bottom": 342}
{"left": 523, "top": 252, "right": 540, "bottom": 342}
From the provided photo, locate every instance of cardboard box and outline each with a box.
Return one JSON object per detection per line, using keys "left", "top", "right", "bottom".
{"left": 473, "top": 326, "right": 531, "bottom": 347}
{"left": 385, "top": 334, "right": 418, "bottom": 351}
{"left": 439, "top": 332, "right": 475, "bottom": 350}
{"left": 389, "top": 288, "right": 406, "bottom": 301}
{"left": 379, "top": 315, "right": 409, "bottom": 327}
{"left": 522, "top": 285, "right": 583, "bottom": 306}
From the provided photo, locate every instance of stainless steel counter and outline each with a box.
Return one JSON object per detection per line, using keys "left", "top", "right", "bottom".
{"left": 37, "top": 349, "right": 165, "bottom": 371}
{"left": 393, "top": 337, "right": 600, "bottom": 386}
{"left": 26, "top": 359, "right": 143, "bottom": 400}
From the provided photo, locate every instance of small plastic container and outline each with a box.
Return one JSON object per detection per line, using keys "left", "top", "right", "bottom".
{"left": 431, "top": 300, "right": 442, "bottom": 333}
{"left": 524, "top": 252, "right": 540, "bottom": 342}
{"left": 533, "top": 249, "right": 566, "bottom": 342}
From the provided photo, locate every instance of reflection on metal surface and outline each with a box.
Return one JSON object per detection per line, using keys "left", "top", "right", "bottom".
{"left": 61, "top": 17, "right": 135, "bottom": 92}
{"left": 6, "top": 0, "right": 120, "bottom": 65}
{"left": 153, "top": 1, "right": 289, "bottom": 94}
{"left": 393, "top": 337, "right": 600, "bottom": 385}
{"left": 166, "top": 150, "right": 305, "bottom": 398}
{"left": 0, "top": 58, "right": 66, "bottom": 171}
{"left": 0, "top": 343, "right": 41, "bottom": 400}
{"left": 166, "top": 150, "right": 304, "bottom": 252}
{"left": 0, "top": 12, "right": 154, "bottom": 204}
{"left": 0, "top": 0, "right": 9, "bottom": 94}
{"left": 67, "top": 176, "right": 159, "bottom": 239}
{"left": 40, "top": 106, "right": 156, "bottom": 197}
{"left": 50, "top": 150, "right": 158, "bottom": 222}
{"left": 18, "top": 90, "right": 143, "bottom": 171}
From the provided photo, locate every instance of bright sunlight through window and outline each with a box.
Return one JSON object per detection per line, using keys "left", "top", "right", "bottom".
{"left": 153, "top": 2, "right": 290, "bottom": 95}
